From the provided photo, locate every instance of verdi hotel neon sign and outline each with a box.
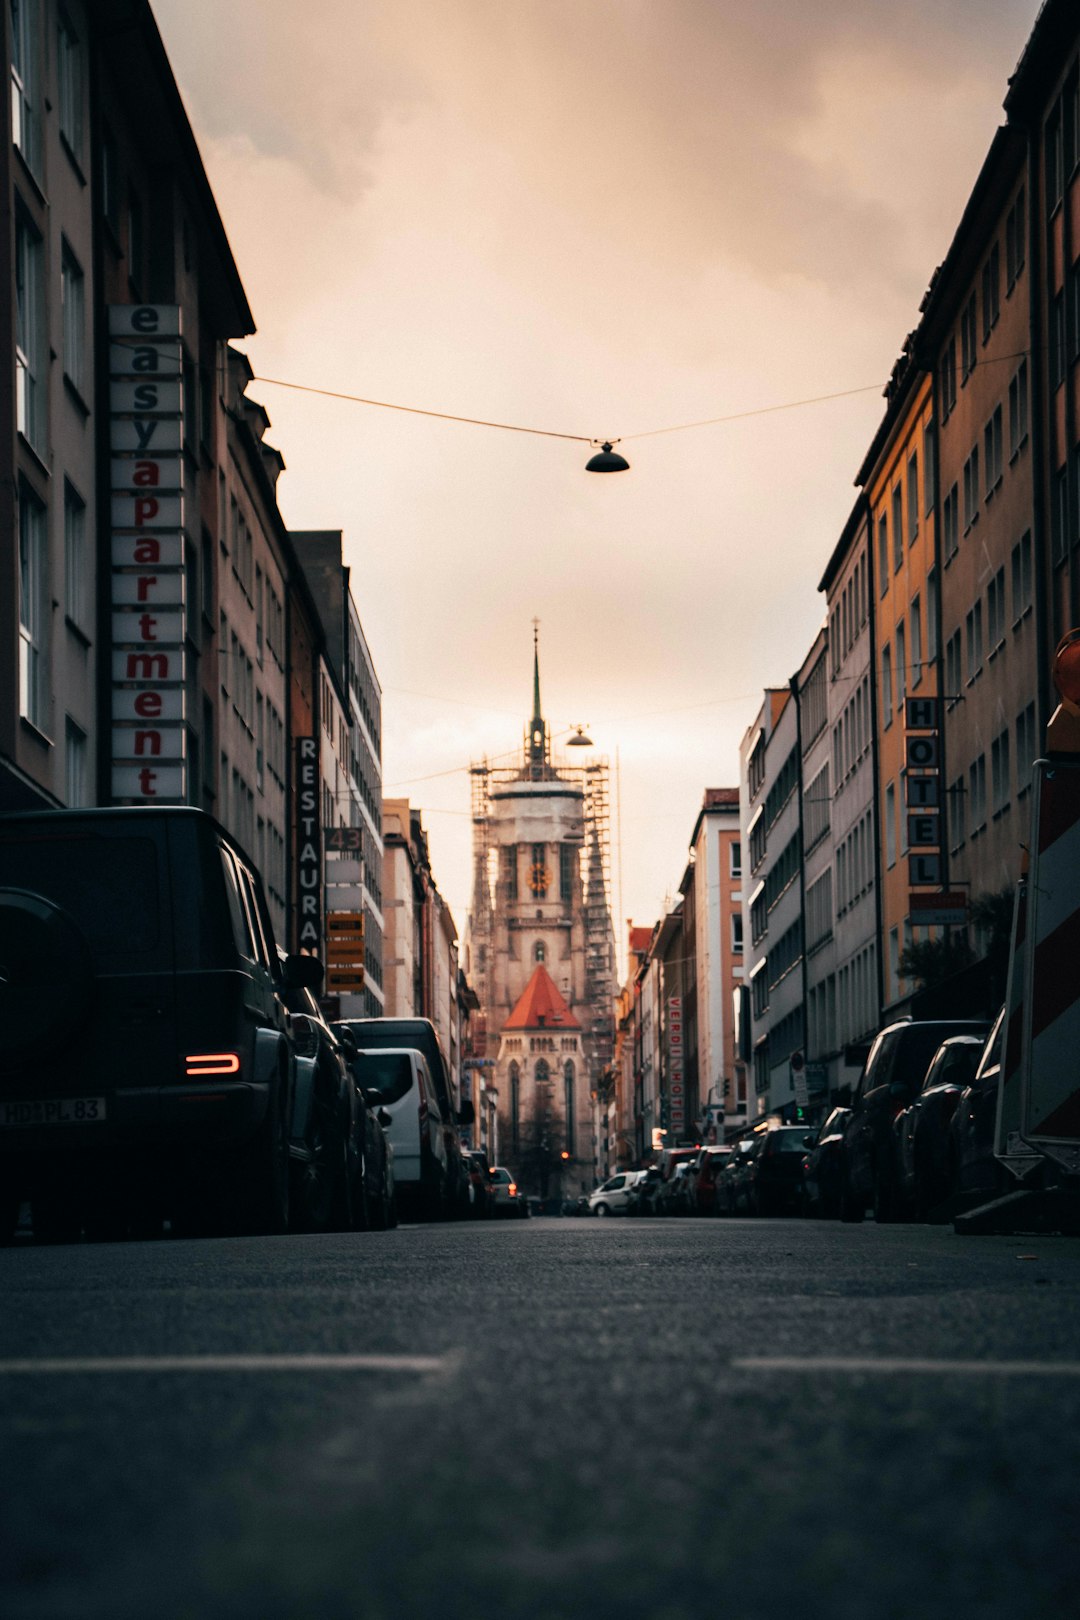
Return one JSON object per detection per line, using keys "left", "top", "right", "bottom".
{"left": 109, "top": 305, "right": 186, "bottom": 802}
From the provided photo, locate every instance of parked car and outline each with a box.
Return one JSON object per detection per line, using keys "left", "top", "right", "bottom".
{"left": 279, "top": 979, "right": 361, "bottom": 1233}
{"left": 350, "top": 1047, "right": 447, "bottom": 1221}
{"left": 651, "top": 1147, "right": 698, "bottom": 1214}
{"left": 626, "top": 1166, "right": 661, "bottom": 1214}
{"left": 840, "top": 1018, "right": 990, "bottom": 1223}
{"left": 490, "top": 1165, "right": 527, "bottom": 1218}
{"left": 715, "top": 1140, "right": 757, "bottom": 1214}
{"left": 332, "top": 1023, "right": 397, "bottom": 1229}
{"left": 463, "top": 1148, "right": 496, "bottom": 1218}
{"left": 0, "top": 806, "right": 317, "bottom": 1244}
{"left": 951, "top": 1010, "right": 1010, "bottom": 1202}
{"left": 336, "top": 1017, "right": 474, "bottom": 1218}
{"left": 740, "top": 1126, "right": 809, "bottom": 1216}
{"left": 801, "top": 1107, "right": 852, "bottom": 1218}
{"left": 892, "top": 1035, "right": 986, "bottom": 1218}
{"left": 588, "top": 1170, "right": 641, "bottom": 1216}
{"left": 691, "top": 1146, "right": 733, "bottom": 1215}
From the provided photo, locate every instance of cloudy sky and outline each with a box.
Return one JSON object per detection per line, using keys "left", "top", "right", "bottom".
{"left": 152, "top": 0, "right": 1039, "bottom": 956}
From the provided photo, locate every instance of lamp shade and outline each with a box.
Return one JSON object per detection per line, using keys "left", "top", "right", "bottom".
{"left": 586, "top": 441, "right": 630, "bottom": 473}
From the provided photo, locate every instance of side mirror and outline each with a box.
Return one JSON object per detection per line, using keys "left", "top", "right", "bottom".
{"left": 334, "top": 1026, "right": 359, "bottom": 1060}
{"left": 888, "top": 1081, "right": 908, "bottom": 1099}
{"left": 289, "top": 1013, "right": 319, "bottom": 1059}
{"left": 282, "top": 952, "right": 324, "bottom": 992}
{"left": 363, "top": 1089, "right": 382, "bottom": 1108}
{"left": 457, "top": 1099, "right": 476, "bottom": 1127}
{"left": 804, "top": 1134, "right": 815, "bottom": 1148}
{"left": 377, "top": 1108, "right": 392, "bottom": 1129}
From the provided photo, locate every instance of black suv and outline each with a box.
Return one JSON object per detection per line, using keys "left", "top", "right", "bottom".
{"left": 839, "top": 1017, "right": 989, "bottom": 1223}
{"left": 0, "top": 807, "right": 321, "bottom": 1242}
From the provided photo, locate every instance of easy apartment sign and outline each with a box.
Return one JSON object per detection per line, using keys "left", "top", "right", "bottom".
{"left": 109, "top": 306, "right": 186, "bottom": 802}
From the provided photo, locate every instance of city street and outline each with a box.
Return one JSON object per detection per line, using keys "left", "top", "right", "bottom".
{"left": 2, "top": 1219, "right": 1079, "bottom": 1619}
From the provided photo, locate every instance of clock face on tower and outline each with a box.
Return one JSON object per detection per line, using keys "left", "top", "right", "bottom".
{"left": 529, "top": 862, "right": 550, "bottom": 898}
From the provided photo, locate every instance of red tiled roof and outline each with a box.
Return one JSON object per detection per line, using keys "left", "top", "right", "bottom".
{"left": 503, "top": 964, "right": 581, "bottom": 1031}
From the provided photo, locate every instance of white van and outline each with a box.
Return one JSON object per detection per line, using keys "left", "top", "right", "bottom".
{"left": 353, "top": 1047, "right": 448, "bottom": 1220}
{"left": 587, "top": 1171, "right": 643, "bottom": 1216}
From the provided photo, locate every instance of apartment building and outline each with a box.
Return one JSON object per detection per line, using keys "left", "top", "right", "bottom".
{"left": 796, "top": 630, "right": 839, "bottom": 1109}
{"left": 741, "top": 688, "right": 804, "bottom": 1119}
{"left": 820, "top": 499, "right": 881, "bottom": 1079}
{"left": 687, "top": 788, "right": 746, "bottom": 1135}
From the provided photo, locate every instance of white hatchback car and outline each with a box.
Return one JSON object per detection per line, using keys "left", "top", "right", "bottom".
{"left": 588, "top": 1171, "right": 643, "bottom": 1216}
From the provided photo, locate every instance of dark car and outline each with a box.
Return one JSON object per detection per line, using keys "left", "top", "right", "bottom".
{"left": 802, "top": 1107, "right": 852, "bottom": 1218}
{"left": 893, "top": 1035, "right": 986, "bottom": 1218}
{"left": 741, "top": 1126, "right": 809, "bottom": 1216}
{"left": 840, "top": 1018, "right": 990, "bottom": 1223}
{"left": 626, "top": 1166, "right": 661, "bottom": 1214}
{"left": 0, "top": 807, "right": 318, "bottom": 1242}
{"left": 950, "top": 1011, "right": 1008, "bottom": 1202}
{"left": 690, "top": 1145, "right": 733, "bottom": 1215}
{"left": 464, "top": 1148, "right": 496, "bottom": 1218}
{"left": 336, "top": 1017, "right": 475, "bottom": 1220}
{"left": 715, "top": 1139, "right": 757, "bottom": 1214}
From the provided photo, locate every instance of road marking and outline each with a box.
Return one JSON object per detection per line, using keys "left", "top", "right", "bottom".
{"left": 0, "top": 1354, "right": 450, "bottom": 1376}
{"left": 733, "top": 1356, "right": 1080, "bottom": 1377}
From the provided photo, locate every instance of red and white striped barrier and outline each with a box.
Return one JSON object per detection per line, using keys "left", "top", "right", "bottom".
{"left": 1020, "top": 759, "right": 1080, "bottom": 1170}
{"left": 994, "top": 878, "right": 1041, "bottom": 1179}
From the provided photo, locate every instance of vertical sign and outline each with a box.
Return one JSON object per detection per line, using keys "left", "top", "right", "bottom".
{"left": 905, "top": 697, "right": 943, "bottom": 890}
{"left": 109, "top": 306, "right": 186, "bottom": 801}
{"left": 296, "top": 738, "right": 322, "bottom": 956}
{"left": 668, "top": 994, "right": 685, "bottom": 1137}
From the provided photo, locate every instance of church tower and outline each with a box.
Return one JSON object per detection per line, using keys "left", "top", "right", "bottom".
{"left": 468, "top": 629, "right": 615, "bottom": 1200}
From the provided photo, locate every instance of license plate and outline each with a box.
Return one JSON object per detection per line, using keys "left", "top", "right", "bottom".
{"left": 1, "top": 1097, "right": 107, "bottom": 1128}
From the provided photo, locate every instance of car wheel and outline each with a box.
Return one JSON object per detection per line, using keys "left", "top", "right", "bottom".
{"left": 594, "top": 1202, "right": 611, "bottom": 1217}
{"left": 233, "top": 1065, "right": 291, "bottom": 1236}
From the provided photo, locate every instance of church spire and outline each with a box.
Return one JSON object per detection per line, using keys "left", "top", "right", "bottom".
{"left": 526, "top": 618, "right": 549, "bottom": 772}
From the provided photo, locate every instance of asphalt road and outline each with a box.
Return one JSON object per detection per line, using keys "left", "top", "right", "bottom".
{"left": 2, "top": 1216, "right": 1079, "bottom": 1620}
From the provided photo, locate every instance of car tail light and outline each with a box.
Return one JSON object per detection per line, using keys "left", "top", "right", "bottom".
{"left": 185, "top": 1053, "right": 241, "bottom": 1077}
{"left": 508, "top": 1182, "right": 517, "bottom": 1197}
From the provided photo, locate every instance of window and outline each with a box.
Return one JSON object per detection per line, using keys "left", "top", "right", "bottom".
{"left": 877, "top": 514, "right": 889, "bottom": 595}
{"left": 803, "top": 763, "right": 830, "bottom": 852}
{"left": 806, "top": 870, "right": 833, "bottom": 953}
{"left": 969, "top": 754, "right": 987, "bottom": 831}
{"left": 960, "top": 295, "right": 978, "bottom": 380}
{"left": 1050, "top": 292, "right": 1065, "bottom": 391}
{"left": 731, "top": 913, "right": 744, "bottom": 954}
{"left": 64, "top": 481, "right": 87, "bottom": 632}
{"left": 1051, "top": 466, "right": 1068, "bottom": 564}
{"left": 987, "top": 567, "right": 1006, "bottom": 652}
{"left": 881, "top": 643, "right": 893, "bottom": 728}
{"left": 128, "top": 189, "right": 144, "bottom": 288}
{"left": 11, "top": 0, "right": 39, "bottom": 174}
{"left": 962, "top": 447, "right": 979, "bottom": 531}
{"left": 101, "top": 125, "right": 120, "bottom": 235}
{"left": 926, "top": 568, "right": 939, "bottom": 663}
{"left": 1012, "top": 532, "right": 1033, "bottom": 622}
{"left": 983, "top": 406, "right": 1003, "bottom": 495}
{"left": 939, "top": 339, "right": 957, "bottom": 420}
{"left": 1008, "top": 360, "right": 1028, "bottom": 457}
{"left": 509, "top": 1063, "right": 520, "bottom": 1155}
{"left": 895, "top": 620, "right": 907, "bottom": 710}
{"left": 910, "top": 594, "right": 923, "bottom": 687}
{"left": 923, "top": 422, "right": 935, "bottom": 515}
{"left": 502, "top": 846, "right": 518, "bottom": 901}
{"left": 885, "top": 783, "right": 896, "bottom": 868}
{"left": 942, "top": 484, "right": 959, "bottom": 561}
{"left": 1016, "top": 703, "right": 1036, "bottom": 796}
{"left": 15, "top": 211, "right": 44, "bottom": 451}
{"left": 892, "top": 486, "right": 903, "bottom": 572}
{"left": 57, "top": 9, "right": 84, "bottom": 164}
{"left": 991, "top": 729, "right": 1011, "bottom": 815}
{"left": 1047, "top": 105, "right": 1063, "bottom": 215}
{"left": 945, "top": 631, "right": 961, "bottom": 706}
{"left": 981, "top": 242, "right": 1000, "bottom": 340}
{"left": 18, "top": 482, "right": 47, "bottom": 729}
{"left": 965, "top": 602, "right": 983, "bottom": 681}
{"left": 729, "top": 841, "right": 742, "bottom": 879}
{"left": 64, "top": 718, "right": 88, "bottom": 807}
{"left": 564, "top": 1063, "right": 575, "bottom": 1156}
{"left": 61, "top": 241, "right": 86, "bottom": 395}
{"left": 907, "top": 454, "right": 919, "bottom": 543}
{"left": 948, "top": 776, "right": 966, "bottom": 851}
{"left": 1005, "top": 188, "right": 1025, "bottom": 288}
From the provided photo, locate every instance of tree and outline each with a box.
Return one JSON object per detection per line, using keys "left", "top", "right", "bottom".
{"left": 899, "top": 931, "right": 974, "bottom": 991}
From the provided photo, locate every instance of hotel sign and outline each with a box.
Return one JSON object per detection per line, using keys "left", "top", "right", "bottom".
{"left": 109, "top": 306, "right": 186, "bottom": 803}
{"left": 668, "top": 995, "right": 685, "bottom": 1137}
{"left": 904, "top": 696, "right": 943, "bottom": 893}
